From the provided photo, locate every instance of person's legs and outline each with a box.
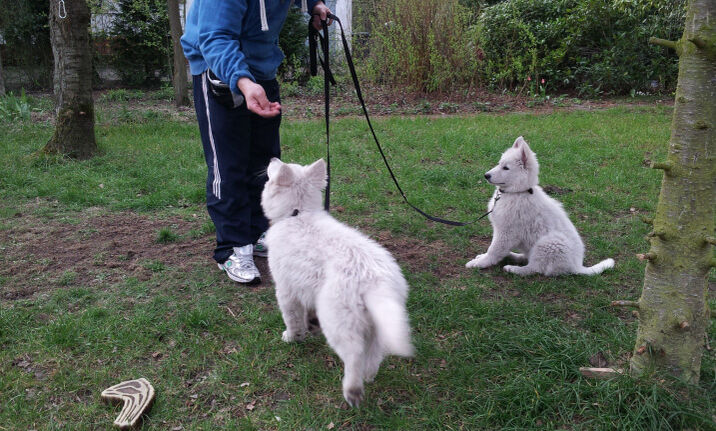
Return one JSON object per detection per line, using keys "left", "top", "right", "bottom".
{"left": 192, "top": 73, "right": 255, "bottom": 264}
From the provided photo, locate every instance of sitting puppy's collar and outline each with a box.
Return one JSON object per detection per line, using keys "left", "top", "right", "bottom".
{"left": 499, "top": 188, "right": 534, "bottom": 194}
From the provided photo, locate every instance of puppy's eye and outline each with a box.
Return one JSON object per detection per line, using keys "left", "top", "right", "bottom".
{"left": 502, "top": 166, "right": 509, "bottom": 170}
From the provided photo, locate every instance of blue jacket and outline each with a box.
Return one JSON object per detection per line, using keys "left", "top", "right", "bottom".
{"left": 181, "top": 0, "right": 320, "bottom": 93}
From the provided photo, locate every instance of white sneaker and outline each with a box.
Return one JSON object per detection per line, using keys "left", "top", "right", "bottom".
{"left": 217, "top": 245, "right": 261, "bottom": 284}
{"left": 254, "top": 232, "right": 268, "bottom": 257}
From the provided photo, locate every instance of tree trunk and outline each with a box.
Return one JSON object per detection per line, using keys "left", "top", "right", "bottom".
{"left": 44, "top": 0, "right": 96, "bottom": 159}
{"left": 630, "top": 0, "right": 715, "bottom": 384}
{"left": 0, "top": 48, "right": 6, "bottom": 96}
{"left": 168, "top": 0, "right": 189, "bottom": 107}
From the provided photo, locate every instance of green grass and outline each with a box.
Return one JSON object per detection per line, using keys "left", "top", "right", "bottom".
{"left": 0, "top": 104, "right": 713, "bottom": 430}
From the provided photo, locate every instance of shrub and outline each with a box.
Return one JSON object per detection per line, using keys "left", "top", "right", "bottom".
{"left": 278, "top": 6, "right": 310, "bottom": 83}
{"left": 365, "top": 0, "right": 482, "bottom": 93}
{"left": 478, "top": 0, "right": 685, "bottom": 95}
{"left": 108, "top": 0, "right": 171, "bottom": 86}
{"left": 0, "top": 0, "right": 52, "bottom": 89}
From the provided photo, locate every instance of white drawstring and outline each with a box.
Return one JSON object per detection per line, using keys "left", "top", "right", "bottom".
{"left": 259, "top": 0, "right": 269, "bottom": 31}
{"left": 260, "top": 0, "right": 309, "bottom": 32}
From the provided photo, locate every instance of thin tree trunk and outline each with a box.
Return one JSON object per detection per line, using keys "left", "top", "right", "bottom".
{"left": 168, "top": 0, "right": 189, "bottom": 107}
{"left": 44, "top": 0, "right": 96, "bottom": 159}
{"left": 629, "top": 0, "right": 714, "bottom": 383}
{"left": 0, "top": 48, "right": 6, "bottom": 96}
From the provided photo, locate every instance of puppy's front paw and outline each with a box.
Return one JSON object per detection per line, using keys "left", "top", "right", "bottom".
{"left": 281, "top": 330, "right": 306, "bottom": 343}
{"left": 466, "top": 254, "right": 491, "bottom": 269}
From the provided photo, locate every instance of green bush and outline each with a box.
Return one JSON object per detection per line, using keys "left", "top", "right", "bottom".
{"left": 108, "top": 0, "right": 171, "bottom": 86}
{"left": 478, "top": 0, "right": 685, "bottom": 95}
{"left": 365, "top": 0, "right": 482, "bottom": 93}
{"left": 278, "top": 6, "right": 310, "bottom": 83}
{"left": 0, "top": 0, "right": 52, "bottom": 89}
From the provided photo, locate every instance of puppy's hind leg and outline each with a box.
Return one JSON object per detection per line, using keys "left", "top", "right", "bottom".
{"left": 503, "top": 263, "right": 538, "bottom": 276}
{"left": 317, "top": 300, "right": 367, "bottom": 407}
{"left": 276, "top": 290, "right": 308, "bottom": 342}
{"left": 363, "top": 335, "right": 384, "bottom": 383}
{"left": 509, "top": 252, "right": 528, "bottom": 264}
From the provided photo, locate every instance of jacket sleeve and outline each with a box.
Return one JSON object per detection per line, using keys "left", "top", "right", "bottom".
{"left": 196, "top": 0, "right": 254, "bottom": 93}
{"left": 299, "top": 0, "right": 322, "bottom": 13}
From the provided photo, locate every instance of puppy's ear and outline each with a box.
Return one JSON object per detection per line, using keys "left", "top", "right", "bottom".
{"left": 276, "top": 163, "right": 296, "bottom": 186}
{"left": 266, "top": 158, "right": 282, "bottom": 179}
{"left": 513, "top": 136, "right": 527, "bottom": 149}
{"left": 306, "top": 158, "right": 327, "bottom": 190}
{"left": 521, "top": 147, "right": 529, "bottom": 168}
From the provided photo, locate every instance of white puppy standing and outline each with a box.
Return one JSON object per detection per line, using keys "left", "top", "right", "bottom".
{"left": 466, "top": 137, "right": 614, "bottom": 276}
{"left": 261, "top": 158, "right": 414, "bottom": 407}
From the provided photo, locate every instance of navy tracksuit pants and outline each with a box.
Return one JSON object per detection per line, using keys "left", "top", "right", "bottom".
{"left": 192, "top": 73, "right": 281, "bottom": 264}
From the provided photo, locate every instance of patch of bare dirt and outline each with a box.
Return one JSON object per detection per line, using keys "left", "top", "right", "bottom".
{"left": 0, "top": 205, "right": 217, "bottom": 300}
{"left": 372, "top": 230, "right": 489, "bottom": 280}
{"left": 0, "top": 201, "right": 485, "bottom": 302}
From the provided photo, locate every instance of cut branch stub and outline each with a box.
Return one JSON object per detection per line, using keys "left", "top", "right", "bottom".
{"left": 649, "top": 37, "right": 678, "bottom": 52}
{"left": 101, "top": 378, "right": 155, "bottom": 429}
{"left": 689, "top": 37, "right": 706, "bottom": 49}
{"left": 646, "top": 230, "right": 668, "bottom": 240}
{"left": 650, "top": 161, "right": 673, "bottom": 172}
{"left": 611, "top": 300, "right": 640, "bottom": 309}
{"left": 637, "top": 252, "right": 657, "bottom": 262}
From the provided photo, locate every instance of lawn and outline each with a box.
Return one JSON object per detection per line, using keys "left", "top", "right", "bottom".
{"left": 0, "top": 97, "right": 713, "bottom": 430}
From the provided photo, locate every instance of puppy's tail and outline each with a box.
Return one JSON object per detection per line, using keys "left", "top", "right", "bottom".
{"left": 364, "top": 285, "right": 414, "bottom": 357}
{"left": 579, "top": 258, "right": 615, "bottom": 275}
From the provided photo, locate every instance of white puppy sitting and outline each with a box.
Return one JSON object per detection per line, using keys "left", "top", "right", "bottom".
{"left": 466, "top": 137, "right": 614, "bottom": 276}
{"left": 261, "top": 158, "right": 414, "bottom": 408}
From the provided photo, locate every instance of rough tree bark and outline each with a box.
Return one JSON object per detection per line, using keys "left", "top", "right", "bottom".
{"left": 44, "top": 0, "right": 96, "bottom": 159}
{"left": 627, "top": 0, "right": 714, "bottom": 383}
{"left": 0, "top": 48, "right": 6, "bottom": 96}
{"left": 168, "top": 0, "right": 189, "bottom": 107}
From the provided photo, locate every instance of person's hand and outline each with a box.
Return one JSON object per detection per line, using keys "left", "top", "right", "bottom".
{"left": 238, "top": 77, "right": 281, "bottom": 118}
{"left": 311, "top": 2, "right": 333, "bottom": 31}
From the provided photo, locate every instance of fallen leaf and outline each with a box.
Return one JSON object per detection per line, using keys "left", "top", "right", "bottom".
{"left": 327, "top": 422, "right": 335, "bottom": 429}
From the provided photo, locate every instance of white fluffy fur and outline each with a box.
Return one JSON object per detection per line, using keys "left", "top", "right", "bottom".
{"left": 261, "top": 158, "right": 413, "bottom": 407}
{"left": 466, "top": 137, "right": 615, "bottom": 276}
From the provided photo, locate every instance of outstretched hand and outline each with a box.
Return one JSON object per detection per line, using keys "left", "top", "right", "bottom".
{"left": 237, "top": 77, "right": 281, "bottom": 118}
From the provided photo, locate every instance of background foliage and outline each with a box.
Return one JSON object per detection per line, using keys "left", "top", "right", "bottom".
{"left": 477, "top": 0, "right": 685, "bottom": 95}
{"left": 362, "top": 0, "right": 482, "bottom": 93}
{"left": 0, "top": 0, "right": 52, "bottom": 89}
{"left": 106, "top": 0, "right": 171, "bottom": 86}
{"left": 0, "top": 0, "right": 687, "bottom": 96}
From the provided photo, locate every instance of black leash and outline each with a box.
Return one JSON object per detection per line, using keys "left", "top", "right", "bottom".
{"left": 309, "top": 14, "right": 495, "bottom": 226}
